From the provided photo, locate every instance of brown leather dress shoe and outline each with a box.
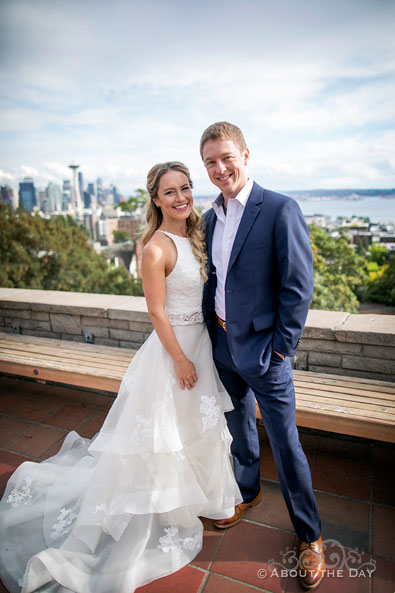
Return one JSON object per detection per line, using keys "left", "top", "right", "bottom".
{"left": 298, "top": 536, "right": 325, "bottom": 590}
{"left": 213, "top": 490, "right": 262, "bottom": 529}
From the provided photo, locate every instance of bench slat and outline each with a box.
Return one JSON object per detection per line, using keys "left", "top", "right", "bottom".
{"left": 0, "top": 347, "right": 133, "bottom": 372}
{"left": 294, "top": 370, "right": 395, "bottom": 393}
{"left": 295, "top": 387, "right": 395, "bottom": 409}
{"left": 1, "top": 343, "right": 134, "bottom": 364}
{"left": 0, "top": 357, "right": 126, "bottom": 380}
{"left": 0, "top": 360, "right": 123, "bottom": 392}
{"left": 294, "top": 410, "right": 395, "bottom": 443}
{"left": 295, "top": 399, "right": 395, "bottom": 422}
{"left": 257, "top": 403, "right": 395, "bottom": 443}
{"left": 0, "top": 337, "right": 134, "bottom": 360}
{"left": 0, "top": 350, "right": 132, "bottom": 375}
{"left": 294, "top": 379, "right": 395, "bottom": 399}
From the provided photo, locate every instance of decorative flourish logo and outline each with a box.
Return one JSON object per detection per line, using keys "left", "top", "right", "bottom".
{"left": 257, "top": 539, "right": 376, "bottom": 579}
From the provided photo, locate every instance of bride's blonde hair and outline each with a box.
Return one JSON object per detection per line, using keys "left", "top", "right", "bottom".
{"left": 142, "top": 161, "right": 208, "bottom": 282}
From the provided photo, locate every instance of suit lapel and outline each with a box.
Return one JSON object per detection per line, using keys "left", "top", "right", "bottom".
{"left": 227, "top": 182, "right": 264, "bottom": 273}
{"left": 205, "top": 207, "right": 217, "bottom": 268}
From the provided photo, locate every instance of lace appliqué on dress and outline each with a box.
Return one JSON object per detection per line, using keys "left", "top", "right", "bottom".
{"left": 6, "top": 476, "right": 33, "bottom": 508}
{"left": 158, "top": 526, "right": 200, "bottom": 553}
{"left": 200, "top": 396, "right": 220, "bottom": 432}
{"left": 166, "top": 311, "right": 204, "bottom": 326}
{"left": 50, "top": 507, "right": 78, "bottom": 541}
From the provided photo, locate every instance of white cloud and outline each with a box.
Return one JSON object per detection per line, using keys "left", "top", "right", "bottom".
{"left": 249, "top": 131, "right": 395, "bottom": 191}
{"left": 0, "top": 169, "right": 17, "bottom": 185}
{"left": 0, "top": 0, "right": 394, "bottom": 193}
{"left": 20, "top": 165, "right": 39, "bottom": 178}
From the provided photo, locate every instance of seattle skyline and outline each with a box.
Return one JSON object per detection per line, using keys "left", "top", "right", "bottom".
{"left": 1, "top": 0, "right": 394, "bottom": 196}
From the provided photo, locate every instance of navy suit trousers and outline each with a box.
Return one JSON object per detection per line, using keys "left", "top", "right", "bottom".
{"left": 213, "top": 321, "right": 321, "bottom": 543}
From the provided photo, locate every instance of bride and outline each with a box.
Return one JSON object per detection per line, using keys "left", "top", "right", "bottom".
{"left": 0, "top": 162, "right": 241, "bottom": 593}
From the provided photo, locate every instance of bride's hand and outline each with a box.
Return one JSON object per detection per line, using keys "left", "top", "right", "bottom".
{"left": 174, "top": 357, "right": 198, "bottom": 390}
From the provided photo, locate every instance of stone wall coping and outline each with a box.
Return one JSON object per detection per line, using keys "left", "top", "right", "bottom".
{"left": 336, "top": 313, "right": 395, "bottom": 346}
{"left": 339, "top": 313, "right": 395, "bottom": 335}
{"left": 305, "top": 309, "right": 350, "bottom": 329}
{"left": 0, "top": 290, "right": 395, "bottom": 342}
{"left": 0, "top": 288, "right": 133, "bottom": 307}
{"left": 0, "top": 288, "right": 148, "bottom": 321}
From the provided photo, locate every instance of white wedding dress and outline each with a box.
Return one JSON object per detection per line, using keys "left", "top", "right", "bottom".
{"left": 0, "top": 231, "right": 241, "bottom": 593}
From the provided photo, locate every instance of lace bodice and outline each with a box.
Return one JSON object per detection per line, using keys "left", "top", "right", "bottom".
{"left": 157, "top": 231, "right": 204, "bottom": 326}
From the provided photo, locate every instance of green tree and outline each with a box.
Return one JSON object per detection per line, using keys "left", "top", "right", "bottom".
{"left": 0, "top": 203, "right": 143, "bottom": 296}
{"left": 364, "top": 254, "right": 395, "bottom": 306}
{"left": 368, "top": 243, "right": 388, "bottom": 266}
{"left": 309, "top": 224, "right": 366, "bottom": 313}
{"left": 113, "top": 229, "right": 132, "bottom": 243}
{"left": 117, "top": 189, "right": 148, "bottom": 215}
{"left": 355, "top": 236, "right": 370, "bottom": 256}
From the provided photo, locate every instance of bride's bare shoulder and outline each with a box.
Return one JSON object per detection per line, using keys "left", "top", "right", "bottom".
{"left": 142, "top": 232, "right": 175, "bottom": 267}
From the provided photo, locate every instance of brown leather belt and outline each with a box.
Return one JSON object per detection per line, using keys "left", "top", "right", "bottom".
{"left": 217, "top": 315, "right": 227, "bottom": 331}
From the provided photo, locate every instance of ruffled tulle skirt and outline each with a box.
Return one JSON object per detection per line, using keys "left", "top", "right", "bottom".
{"left": 0, "top": 323, "right": 241, "bottom": 593}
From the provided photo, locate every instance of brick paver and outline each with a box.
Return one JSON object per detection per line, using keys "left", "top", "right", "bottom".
{"left": 0, "top": 375, "right": 394, "bottom": 593}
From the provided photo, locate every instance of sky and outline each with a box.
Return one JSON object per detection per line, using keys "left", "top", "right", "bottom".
{"left": 1, "top": 0, "right": 395, "bottom": 197}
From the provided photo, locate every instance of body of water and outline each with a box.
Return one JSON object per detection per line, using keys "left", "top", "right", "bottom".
{"left": 295, "top": 197, "right": 395, "bottom": 222}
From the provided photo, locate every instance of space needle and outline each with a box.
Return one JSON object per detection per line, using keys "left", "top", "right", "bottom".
{"left": 69, "top": 161, "right": 83, "bottom": 217}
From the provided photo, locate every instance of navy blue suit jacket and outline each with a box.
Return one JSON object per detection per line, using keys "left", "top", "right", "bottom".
{"left": 203, "top": 181, "right": 313, "bottom": 378}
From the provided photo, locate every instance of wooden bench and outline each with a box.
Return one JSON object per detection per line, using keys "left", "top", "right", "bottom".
{"left": 0, "top": 332, "right": 136, "bottom": 393}
{"left": 258, "top": 370, "right": 395, "bottom": 443}
{"left": 1, "top": 332, "right": 394, "bottom": 443}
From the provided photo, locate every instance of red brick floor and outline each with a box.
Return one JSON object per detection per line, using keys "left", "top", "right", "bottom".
{"left": 0, "top": 374, "right": 394, "bottom": 593}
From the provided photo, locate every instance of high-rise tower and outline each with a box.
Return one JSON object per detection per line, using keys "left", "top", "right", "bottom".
{"left": 1, "top": 185, "right": 17, "bottom": 209}
{"left": 18, "top": 178, "right": 37, "bottom": 212}
{"left": 69, "top": 161, "right": 83, "bottom": 217}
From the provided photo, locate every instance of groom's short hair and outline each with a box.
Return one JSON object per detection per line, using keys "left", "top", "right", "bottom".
{"left": 200, "top": 121, "right": 247, "bottom": 158}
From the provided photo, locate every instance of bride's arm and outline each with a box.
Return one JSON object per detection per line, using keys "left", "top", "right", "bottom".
{"left": 141, "top": 238, "right": 198, "bottom": 390}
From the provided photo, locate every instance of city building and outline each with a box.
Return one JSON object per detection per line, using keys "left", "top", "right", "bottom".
{"left": 97, "top": 217, "right": 119, "bottom": 246}
{"left": 37, "top": 189, "right": 48, "bottom": 214}
{"left": 46, "top": 182, "right": 62, "bottom": 213}
{"left": 78, "top": 171, "right": 84, "bottom": 198}
{"left": 0, "top": 185, "right": 17, "bottom": 209}
{"left": 69, "top": 162, "right": 83, "bottom": 217}
{"left": 18, "top": 178, "right": 36, "bottom": 212}
{"left": 304, "top": 215, "right": 329, "bottom": 227}
{"left": 83, "top": 212, "right": 98, "bottom": 241}
{"left": 83, "top": 191, "right": 92, "bottom": 209}
{"left": 117, "top": 216, "right": 139, "bottom": 239}
{"left": 96, "top": 177, "right": 103, "bottom": 204}
{"left": 63, "top": 180, "right": 72, "bottom": 211}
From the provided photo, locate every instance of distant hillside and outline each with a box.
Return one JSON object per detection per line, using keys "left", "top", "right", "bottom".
{"left": 287, "top": 189, "right": 395, "bottom": 199}
{"left": 194, "top": 189, "right": 395, "bottom": 202}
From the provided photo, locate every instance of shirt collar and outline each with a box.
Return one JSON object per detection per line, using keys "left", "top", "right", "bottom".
{"left": 212, "top": 178, "right": 254, "bottom": 213}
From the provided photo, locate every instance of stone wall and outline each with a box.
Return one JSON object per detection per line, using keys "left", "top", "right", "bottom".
{"left": 295, "top": 310, "right": 395, "bottom": 382}
{"left": 0, "top": 289, "right": 394, "bottom": 382}
{"left": 0, "top": 289, "right": 152, "bottom": 350}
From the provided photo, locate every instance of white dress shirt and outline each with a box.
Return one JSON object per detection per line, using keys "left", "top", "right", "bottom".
{"left": 212, "top": 178, "right": 254, "bottom": 320}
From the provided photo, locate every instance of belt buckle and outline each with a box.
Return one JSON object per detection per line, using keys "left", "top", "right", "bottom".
{"left": 217, "top": 315, "right": 227, "bottom": 332}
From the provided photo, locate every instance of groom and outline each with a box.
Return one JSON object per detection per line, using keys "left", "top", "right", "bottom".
{"left": 201, "top": 122, "right": 325, "bottom": 590}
